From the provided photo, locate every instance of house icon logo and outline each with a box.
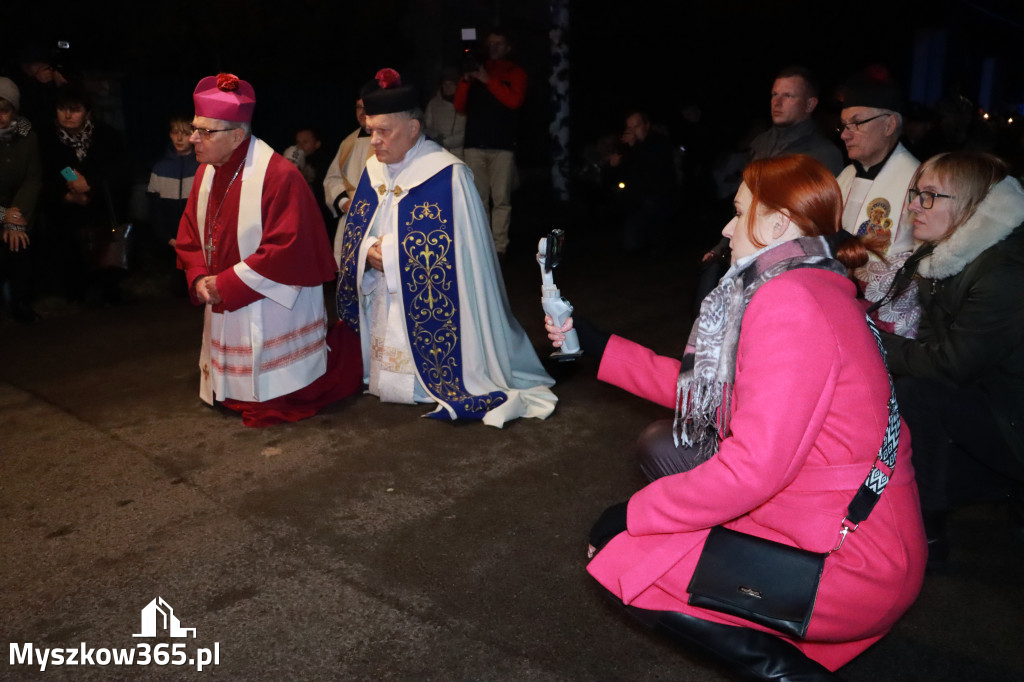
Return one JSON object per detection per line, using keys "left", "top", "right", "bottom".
{"left": 133, "top": 597, "right": 197, "bottom": 638}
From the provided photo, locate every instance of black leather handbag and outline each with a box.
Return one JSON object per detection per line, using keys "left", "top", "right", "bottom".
{"left": 688, "top": 526, "right": 826, "bottom": 638}
{"left": 687, "top": 317, "right": 900, "bottom": 639}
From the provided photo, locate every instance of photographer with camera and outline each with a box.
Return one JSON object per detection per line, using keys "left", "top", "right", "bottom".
{"left": 454, "top": 28, "right": 526, "bottom": 259}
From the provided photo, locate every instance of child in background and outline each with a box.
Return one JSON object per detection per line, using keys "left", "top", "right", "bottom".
{"left": 147, "top": 115, "right": 198, "bottom": 292}
{"left": 147, "top": 115, "right": 198, "bottom": 249}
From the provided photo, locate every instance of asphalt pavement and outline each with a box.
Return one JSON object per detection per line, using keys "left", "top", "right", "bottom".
{"left": 2, "top": 239, "right": 1022, "bottom": 681}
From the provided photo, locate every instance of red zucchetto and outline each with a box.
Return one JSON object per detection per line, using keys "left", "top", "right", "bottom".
{"left": 194, "top": 73, "right": 256, "bottom": 123}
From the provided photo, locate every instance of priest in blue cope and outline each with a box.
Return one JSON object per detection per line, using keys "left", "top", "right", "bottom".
{"left": 336, "top": 68, "right": 556, "bottom": 427}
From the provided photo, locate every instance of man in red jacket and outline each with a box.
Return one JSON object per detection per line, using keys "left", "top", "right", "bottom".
{"left": 454, "top": 28, "right": 526, "bottom": 258}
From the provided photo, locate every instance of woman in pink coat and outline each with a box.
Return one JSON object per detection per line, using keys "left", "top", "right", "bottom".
{"left": 548, "top": 155, "right": 927, "bottom": 676}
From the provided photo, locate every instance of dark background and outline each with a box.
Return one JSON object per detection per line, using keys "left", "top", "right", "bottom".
{"left": 6, "top": 0, "right": 1024, "bottom": 184}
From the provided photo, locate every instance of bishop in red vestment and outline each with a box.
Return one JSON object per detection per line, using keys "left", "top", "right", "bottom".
{"left": 175, "top": 73, "right": 361, "bottom": 426}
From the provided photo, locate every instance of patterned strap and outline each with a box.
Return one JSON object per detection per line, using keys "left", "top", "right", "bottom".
{"left": 845, "top": 316, "right": 900, "bottom": 527}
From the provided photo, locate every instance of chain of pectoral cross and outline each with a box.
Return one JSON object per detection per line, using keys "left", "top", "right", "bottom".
{"left": 203, "top": 158, "right": 245, "bottom": 270}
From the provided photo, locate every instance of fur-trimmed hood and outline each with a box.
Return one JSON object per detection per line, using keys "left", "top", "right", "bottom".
{"left": 919, "top": 176, "right": 1024, "bottom": 279}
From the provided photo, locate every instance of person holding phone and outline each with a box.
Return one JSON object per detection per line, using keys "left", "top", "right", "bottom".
{"left": 40, "top": 87, "right": 129, "bottom": 304}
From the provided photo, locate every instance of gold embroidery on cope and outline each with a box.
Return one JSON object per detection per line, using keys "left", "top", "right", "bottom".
{"left": 339, "top": 199, "right": 371, "bottom": 275}
{"left": 401, "top": 202, "right": 465, "bottom": 400}
{"left": 337, "top": 198, "right": 374, "bottom": 331}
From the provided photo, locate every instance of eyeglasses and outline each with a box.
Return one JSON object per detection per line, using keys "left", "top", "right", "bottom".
{"left": 908, "top": 188, "right": 955, "bottom": 209}
{"left": 836, "top": 113, "right": 891, "bottom": 134}
{"left": 189, "top": 125, "right": 239, "bottom": 140}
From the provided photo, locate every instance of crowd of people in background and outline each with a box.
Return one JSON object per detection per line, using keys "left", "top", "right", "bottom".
{"left": 4, "top": 37, "right": 1023, "bottom": 326}
{"left": 3, "top": 29, "right": 1024, "bottom": 681}
{"left": 1, "top": 29, "right": 534, "bottom": 320}
{"left": 2, "top": 41, "right": 1021, "bottom": 503}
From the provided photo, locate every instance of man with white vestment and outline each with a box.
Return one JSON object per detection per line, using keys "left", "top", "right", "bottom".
{"left": 336, "top": 68, "right": 556, "bottom": 428}
{"left": 323, "top": 95, "right": 373, "bottom": 266}
{"left": 836, "top": 66, "right": 921, "bottom": 336}
{"left": 176, "top": 73, "right": 362, "bottom": 427}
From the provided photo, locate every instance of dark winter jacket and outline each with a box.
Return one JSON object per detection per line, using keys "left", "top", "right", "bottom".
{"left": 882, "top": 177, "right": 1024, "bottom": 463}
{"left": 0, "top": 118, "right": 42, "bottom": 231}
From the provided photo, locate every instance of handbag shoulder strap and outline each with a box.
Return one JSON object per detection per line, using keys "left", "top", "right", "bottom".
{"left": 840, "top": 316, "right": 900, "bottom": 535}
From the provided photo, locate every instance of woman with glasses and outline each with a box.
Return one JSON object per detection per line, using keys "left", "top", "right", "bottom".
{"left": 879, "top": 151, "right": 1024, "bottom": 565}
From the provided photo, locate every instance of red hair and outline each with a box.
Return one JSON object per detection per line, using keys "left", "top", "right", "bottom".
{"left": 743, "top": 154, "right": 875, "bottom": 269}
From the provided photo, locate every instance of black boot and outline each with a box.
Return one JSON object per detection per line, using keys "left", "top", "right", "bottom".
{"left": 617, "top": 600, "right": 841, "bottom": 681}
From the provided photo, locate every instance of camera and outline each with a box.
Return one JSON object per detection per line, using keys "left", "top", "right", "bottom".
{"left": 459, "top": 28, "right": 485, "bottom": 75}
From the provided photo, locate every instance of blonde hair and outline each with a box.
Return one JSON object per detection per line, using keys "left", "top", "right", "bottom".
{"left": 911, "top": 152, "right": 1009, "bottom": 235}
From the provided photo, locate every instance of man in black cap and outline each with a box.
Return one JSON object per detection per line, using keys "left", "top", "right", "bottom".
{"left": 335, "top": 68, "right": 555, "bottom": 427}
{"left": 836, "top": 65, "right": 921, "bottom": 336}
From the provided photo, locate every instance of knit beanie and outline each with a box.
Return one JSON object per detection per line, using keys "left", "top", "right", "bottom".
{"left": 0, "top": 77, "right": 20, "bottom": 110}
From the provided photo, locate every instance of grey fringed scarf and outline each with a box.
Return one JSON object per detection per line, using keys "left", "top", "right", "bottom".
{"left": 674, "top": 236, "right": 847, "bottom": 461}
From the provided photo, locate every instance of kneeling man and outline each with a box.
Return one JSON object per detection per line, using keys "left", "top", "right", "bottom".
{"left": 176, "top": 73, "right": 361, "bottom": 426}
{"left": 336, "top": 68, "right": 555, "bottom": 427}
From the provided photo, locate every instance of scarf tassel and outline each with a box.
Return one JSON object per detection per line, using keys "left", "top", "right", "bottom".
{"left": 674, "top": 379, "right": 732, "bottom": 460}
{"left": 673, "top": 238, "right": 844, "bottom": 463}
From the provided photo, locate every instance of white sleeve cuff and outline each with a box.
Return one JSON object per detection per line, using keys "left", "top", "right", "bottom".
{"left": 234, "top": 262, "right": 301, "bottom": 309}
{"left": 380, "top": 232, "right": 401, "bottom": 293}
{"left": 358, "top": 236, "right": 380, "bottom": 296}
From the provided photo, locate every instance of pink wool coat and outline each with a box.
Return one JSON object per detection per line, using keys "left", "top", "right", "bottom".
{"left": 588, "top": 269, "right": 927, "bottom": 671}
